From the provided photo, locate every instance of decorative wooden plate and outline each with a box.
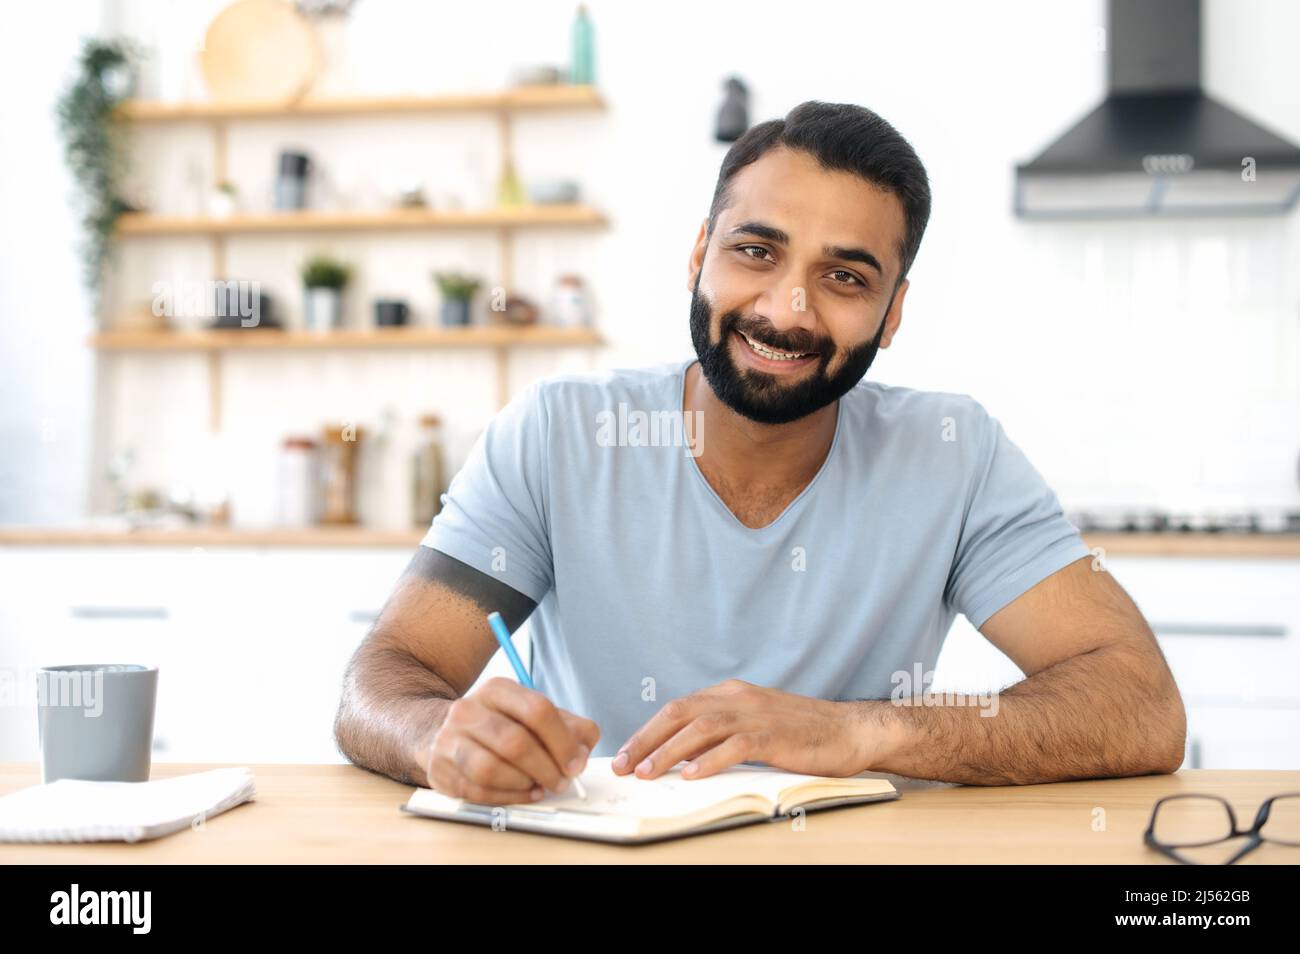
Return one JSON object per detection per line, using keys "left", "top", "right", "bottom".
{"left": 201, "top": 0, "right": 320, "bottom": 103}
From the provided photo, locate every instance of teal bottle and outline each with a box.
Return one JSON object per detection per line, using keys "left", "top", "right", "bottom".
{"left": 570, "top": 4, "right": 595, "bottom": 85}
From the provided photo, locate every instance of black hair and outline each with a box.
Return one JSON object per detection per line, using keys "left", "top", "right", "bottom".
{"left": 707, "top": 101, "right": 931, "bottom": 292}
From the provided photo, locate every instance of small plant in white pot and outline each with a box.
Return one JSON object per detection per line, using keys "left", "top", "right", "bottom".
{"left": 209, "top": 180, "right": 238, "bottom": 217}
{"left": 301, "top": 255, "right": 352, "bottom": 332}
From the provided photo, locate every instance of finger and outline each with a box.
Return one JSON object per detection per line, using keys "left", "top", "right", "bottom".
{"left": 557, "top": 712, "right": 598, "bottom": 774}
{"left": 480, "top": 679, "right": 588, "bottom": 788}
{"left": 677, "top": 739, "right": 719, "bottom": 764}
{"left": 441, "top": 696, "right": 551, "bottom": 790}
{"left": 611, "top": 696, "right": 702, "bottom": 775}
{"left": 558, "top": 710, "right": 602, "bottom": 753}
{"left": 679, "top": 732, "right": 768, "bottom": 780}
{"left": 435, "top": 764, "right": 542, "bottom": 805}
{"left": 467, "top": 709, "right": 573, "bottom": 793}
{"left": 428, "top": 737, "right": 544, "bottom": 805}
{"left": 456, "top": 779, "right": 543, "bottom": 806}
{"left": 633, "top": 710, "right": 739, "bottom": 780}
{"left": 435, "top": 726, "right": 536, "bottom": 790}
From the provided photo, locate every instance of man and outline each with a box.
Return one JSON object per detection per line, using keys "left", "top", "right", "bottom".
{"left": 335, "top": 101, "right": 1186, "bottom": 805}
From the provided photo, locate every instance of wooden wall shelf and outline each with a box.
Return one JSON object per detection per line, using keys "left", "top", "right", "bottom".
{"left": 91, "top": 325, "right": 604, "bottom": 420}
{"left": 116, "top": 85, "right": 606, "bottom": 122}
{"left": 90, "top": 326, "right": 604, "bottom": 352}
{"left": 94, "top": 79, "right": 608, "bottom": 454}
{"left": 115, "top": 205, "right": 608, "bottom": 236}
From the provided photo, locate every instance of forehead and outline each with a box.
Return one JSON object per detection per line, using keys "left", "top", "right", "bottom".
{"left": 719, "top": 146, "right": 905, "bottom": 277}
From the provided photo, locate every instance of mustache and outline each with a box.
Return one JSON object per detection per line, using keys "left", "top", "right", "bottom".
{"left": 723, "top": 313, "right": 830, "bottom": 355}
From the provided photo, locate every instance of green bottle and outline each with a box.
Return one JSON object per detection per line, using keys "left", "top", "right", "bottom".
{"left": 496, "top": 158, "right": 524, "bottom": 207}
{"left": 570, "top": 4, "right": 595, "bottom": 86}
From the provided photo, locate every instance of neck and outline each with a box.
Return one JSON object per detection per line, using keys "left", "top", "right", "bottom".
{"left": 683, "top": 360, "right": 839, "bottom": 488}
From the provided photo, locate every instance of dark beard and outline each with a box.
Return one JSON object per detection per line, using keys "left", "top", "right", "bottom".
{"left": 689, "top": 282, "right": 890, "bottom": 425}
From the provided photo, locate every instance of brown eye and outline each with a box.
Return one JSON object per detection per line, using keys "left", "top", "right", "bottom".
{"left": 829, "top": 269, "right": 862, "bottom": 286}
{"left": 738, "top": 245, "right": 773, "bottom": 262}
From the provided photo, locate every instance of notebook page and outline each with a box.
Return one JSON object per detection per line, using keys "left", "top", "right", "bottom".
{"left": 524, "top": 757, "right": 840, "bottom": 817}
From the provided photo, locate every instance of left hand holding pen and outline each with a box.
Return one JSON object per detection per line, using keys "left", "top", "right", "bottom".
{"left": 612, "top": 679, "right": 879, "bottom": 780}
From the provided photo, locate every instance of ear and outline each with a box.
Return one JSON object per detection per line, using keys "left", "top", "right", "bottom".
{"left": 686, "top": 218, "right": 709, "bottom": 294}
{"left": 879, "top": 278, "right": 909, "bottom": 349}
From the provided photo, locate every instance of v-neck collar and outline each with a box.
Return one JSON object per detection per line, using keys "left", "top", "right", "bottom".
{"left": 678, "top": 358, "right": 845, "bottom": 535}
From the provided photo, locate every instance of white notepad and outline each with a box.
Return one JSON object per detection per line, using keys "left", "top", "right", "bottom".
{"left": 403, "top": 757, "right": 898, "bottom": 843}
{"left": 0, "top": 767, "right": 256, "bottom": 843}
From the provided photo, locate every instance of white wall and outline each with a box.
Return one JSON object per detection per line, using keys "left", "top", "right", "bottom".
{"left": 0, "top": 0, "right": 102, "bottom": 525}
{"left": 3, "top": 0, "right": 1299, "bottom": 525}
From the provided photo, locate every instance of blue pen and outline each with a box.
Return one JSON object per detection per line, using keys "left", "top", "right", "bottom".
{"left": 487, "top": 611, "right": 588, "bottom": 800}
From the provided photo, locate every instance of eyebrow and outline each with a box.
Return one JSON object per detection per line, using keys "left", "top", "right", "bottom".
{"left": 726, "top": 220, "right": 885, "bottom": 277}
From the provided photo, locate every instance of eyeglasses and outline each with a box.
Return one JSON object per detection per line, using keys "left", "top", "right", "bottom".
{"left": 1144, "top": 793, "right": 1300, "bottom": 865}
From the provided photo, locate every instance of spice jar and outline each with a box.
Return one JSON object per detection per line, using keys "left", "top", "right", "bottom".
{"left": 319, "top": 424, "right": 363, "bottom": 525}
{"left": 411, "top": 414, "right": 445, "bottom": 528}
{"left": 275, "top": 436, "right": 319, "bottom": 528}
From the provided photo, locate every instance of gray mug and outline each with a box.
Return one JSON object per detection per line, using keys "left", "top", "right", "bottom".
{"left": 37, "top": 664, "right": 158, "bottom": 783}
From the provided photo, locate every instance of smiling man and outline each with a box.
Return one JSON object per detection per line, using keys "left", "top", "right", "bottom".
{"left": 335, "top": 101, "right": 1186, "bottom": 804}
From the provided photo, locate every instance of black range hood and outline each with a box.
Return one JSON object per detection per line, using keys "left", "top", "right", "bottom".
{"left": 1014, "top": 0, "right": 1300, "bottom": 218}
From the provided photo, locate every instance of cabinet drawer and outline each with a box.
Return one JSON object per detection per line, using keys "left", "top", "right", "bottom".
{"left": 1158, "top": 638, "right": 1297, "bottom": 707}
{"left": 1183, "top": 705, "right": 1300, "bottom": 770}
{"left": 1104, "top": 556, "right": 1300, "bottom": 705}
{"left": 1105, "top": 557, "right": 1299, "bottom": 640}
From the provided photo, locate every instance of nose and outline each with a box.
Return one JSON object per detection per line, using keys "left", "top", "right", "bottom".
{"left": 753, "top": 274, "right": 818, "bottom": 337}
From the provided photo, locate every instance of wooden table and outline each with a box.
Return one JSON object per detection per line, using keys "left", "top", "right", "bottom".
{"left": 1, "top": 763, "right": 1296, "bottom": 864}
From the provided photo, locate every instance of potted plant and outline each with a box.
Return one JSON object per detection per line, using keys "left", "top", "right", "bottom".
{"left": 434, "top": 272, "right": 481, "bottom": 327}
{"left": 209, "top": 180, "right": 238, "bottom": 218}
{"left": 56, "top": 38, "right": 137, "bottom": 306}
{"left": 301, "top": 254, "right": 352, "bottom": 332}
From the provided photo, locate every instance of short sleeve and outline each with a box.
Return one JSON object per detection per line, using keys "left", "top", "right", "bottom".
{"left": 945, "top": 406, "right": 1092, "bottom": 630}
{"left": 421, "top": 382, "right": 553, "bottom": 603}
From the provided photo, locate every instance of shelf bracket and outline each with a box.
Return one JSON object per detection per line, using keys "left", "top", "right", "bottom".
{"left": 208, "top": 350, "right": 223, "bottom": 432}
{"left": 495, "top": 346, "right": 509, "bottom": 409}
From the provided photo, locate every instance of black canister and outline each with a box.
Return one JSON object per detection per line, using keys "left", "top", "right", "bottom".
{"left": 374, "top": 300, "right": 410, "bottom": 327}
{"left": 275, "top": 151, "right": 312, "bottom": 210}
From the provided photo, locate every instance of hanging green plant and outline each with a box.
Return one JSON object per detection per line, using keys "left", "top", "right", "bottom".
{"left": 56, "top": 38, "right": 137, "bottom": 303}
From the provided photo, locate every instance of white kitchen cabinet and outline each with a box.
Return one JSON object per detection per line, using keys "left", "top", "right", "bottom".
{"left": 0, "top": 547, "right": 188, "bottom": 764}
{"left": 933, "top": 555, "right": 1300, "bottom": 770}
{"left": 1183, "top": 705, "right": 1300, "bottom": 770}
{"left": 932, "top": 616, "right": 1025, "bottom": 695}
{"left": 5, "top": 545, "right": 1294, "bottom": 771}
{"left": 0, "top": 544, "right": 532, "bottom": 765}
{"left": 1106, "top": 556, "right": 1300, "bottom": 707}
{"left": 242, "top": 548, "right": 528, "bottom": 763}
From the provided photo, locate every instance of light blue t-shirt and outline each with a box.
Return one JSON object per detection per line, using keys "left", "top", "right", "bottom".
{"left": 422, "top": 358, "right": 1092, "bottom": 757}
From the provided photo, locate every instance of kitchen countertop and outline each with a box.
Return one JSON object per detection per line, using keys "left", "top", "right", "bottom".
{"left": 2, "top": 527, "right": 1300, "bottom": 557}
{"left": 0, "top": 526, "right": 423, "bottom": 548}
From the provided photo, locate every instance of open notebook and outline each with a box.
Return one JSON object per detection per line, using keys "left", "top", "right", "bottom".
{"left": 402, "top": 756, "right": 898, "bottom": 844}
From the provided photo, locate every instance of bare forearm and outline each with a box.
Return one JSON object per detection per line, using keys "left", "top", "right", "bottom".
{"left": 334, "top": 642, "right": 457, "bottom": 785}
{"left": 333, "top": 548, "right": 544, "bottom": 785}
{"left": 851, "top": 643, "right": 1187, "bottom": 785}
